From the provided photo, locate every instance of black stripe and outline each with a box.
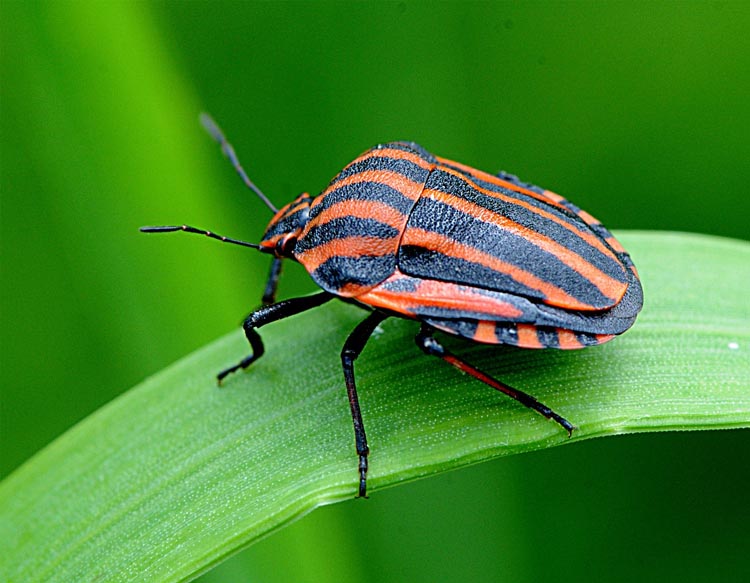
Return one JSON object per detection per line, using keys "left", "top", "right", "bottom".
{"left": 405, "top": 303, "right": 532, "bottom": 323}
{"left": 495, "top": 170, "right": 546, "bottom": 195}
{"left": 381, "top": 277, "right": 420, "bottom": 293}
{"left": 619, "top": 252, "right": 636, "bottom": 268}
{"left": 399, "top": 246, "right": 547, "bottom": 302}
{"left": 576, "top": 332, "right": 602, "bottom": 346}
{"left": 591, "top": 222, "right": 619, "bottom": 243}
{"left": 262, "top": 207, "right": 309, "bottom": 240}
{"left": 423, "top": 317, "right": 478, "bottom": 341}
{"left": 311, "top": 254, "right": 396, "bottom": 292}
{"left": 309, "top": 182, "right": 415, "bottom": 221}
{"left": 296, "top": 217, "right": 399, "bottom": 254}
{"left": 428, "top": 170, "right": 627, "bottom": 282}
{"left": 536, "top": 328, "right": 560, "bottom": 348}
{"left": 401, "top": 197, "right": 616, "bottom": 309}
{"left": 440, "top": 164, "right": 590, "bottom": 228}
{"left": 331, "top": 156, "right": 430, "bottom": 187}
{"left": 494, "top": 323, "right": 520, "bottom": 345}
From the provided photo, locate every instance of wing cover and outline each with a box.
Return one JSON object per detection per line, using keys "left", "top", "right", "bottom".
{"left": 398, "top": 161, "right": 631, "bottom": 311}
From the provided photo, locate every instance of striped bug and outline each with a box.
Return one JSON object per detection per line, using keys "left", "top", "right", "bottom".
{"left": 142, "top": 114, "right": 643, "bottom": 497}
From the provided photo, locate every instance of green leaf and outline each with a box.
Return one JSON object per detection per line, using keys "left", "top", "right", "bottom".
{"left": 1, "top": 232, "right": 749, "bottom": 582}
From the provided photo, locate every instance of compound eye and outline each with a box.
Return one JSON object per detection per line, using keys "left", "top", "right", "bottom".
{"left": 275, "top": 235, "right": 297, "bottom": 257}
{"left": 282, "top": 236, "right": 298, "bottom": 255}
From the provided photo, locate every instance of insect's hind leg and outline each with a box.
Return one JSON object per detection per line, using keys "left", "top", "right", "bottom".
{"left": 217, "top": 291, "right": 334, "bottom": 383}
{"left": 341, "top": 310, "right": 389, "bottom": 498}
{"left": 414, "top": 324, "right": 575, "bottom": 435}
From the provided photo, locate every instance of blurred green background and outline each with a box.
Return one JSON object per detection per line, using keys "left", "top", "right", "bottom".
{"left": 2, "top": 2, "right": 748, "bottom": 582}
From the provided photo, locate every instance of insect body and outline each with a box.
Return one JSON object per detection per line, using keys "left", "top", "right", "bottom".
{"left": 142, "top": 115, "right": 643, "bottom": 497}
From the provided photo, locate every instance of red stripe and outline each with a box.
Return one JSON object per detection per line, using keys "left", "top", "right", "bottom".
{"left": 319, "top": 169, "right": 425, "bottom": 202}
{"left": 557, "top": 329, "right": 584, "bottom": 349}
{"left": 400, "top": 227, "right": 590, "bottom": 310}
{"left": 517, "top": 324, "right": 544, "bottom": 349}
{"left": 309, "top": 199, "right": 408, "bottom": 231}
{"left": 473, "top": 321, "right": 499, "bottom": 344}
{"left": 356, "top": 269, "right": 524, "bottom": 319}
{"left": 296, "top": 236, "right": 399, "bottom": 273}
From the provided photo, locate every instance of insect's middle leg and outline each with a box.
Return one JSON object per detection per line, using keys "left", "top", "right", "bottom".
{"left": 415, "top": 324, "right": 575, "bottom": 435}
{"left": 217, "top": 291, "right": 334, "bottom": 383}
{"left": 341, "top": 310, "right": 389, "bottom": 498}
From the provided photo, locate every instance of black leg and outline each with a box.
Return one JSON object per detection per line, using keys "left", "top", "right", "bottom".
{"left": 217, "top": 291, "right": 334, "bottom": 383}
{"left": 415, "top": 325, "right": 575, "bottom": 435}
{"left": 341, "top": 310, "right": 389, "bottom": 498}
{"left": 261, "top": 258, "right": 283, "bottom": 306}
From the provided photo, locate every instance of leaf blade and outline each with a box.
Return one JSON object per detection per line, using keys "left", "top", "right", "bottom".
{"left": 1, "top": 231, "right": 749, "bottom": 582}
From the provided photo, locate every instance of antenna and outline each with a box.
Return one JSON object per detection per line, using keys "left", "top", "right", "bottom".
{"left": 200, "top": 113, "right": 279, "bottom": 214}
{"left": 140, "top": 225, "right": 262, "bottom": 250}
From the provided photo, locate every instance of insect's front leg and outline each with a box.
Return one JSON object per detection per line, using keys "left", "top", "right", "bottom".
{"left": 217, "top": 291, "right": 334, "bottom": 383}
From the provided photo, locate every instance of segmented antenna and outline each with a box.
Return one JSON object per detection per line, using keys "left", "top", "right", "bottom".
{"left": 200, "top": 113, "right": 279, "bottom": 214}
{"left": 140, "top": 225, "right": 262, "bottom": 250}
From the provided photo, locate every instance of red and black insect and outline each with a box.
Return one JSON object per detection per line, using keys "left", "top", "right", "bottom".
{"left": 142, "top": 114, "right": 643, "bottom": 497}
